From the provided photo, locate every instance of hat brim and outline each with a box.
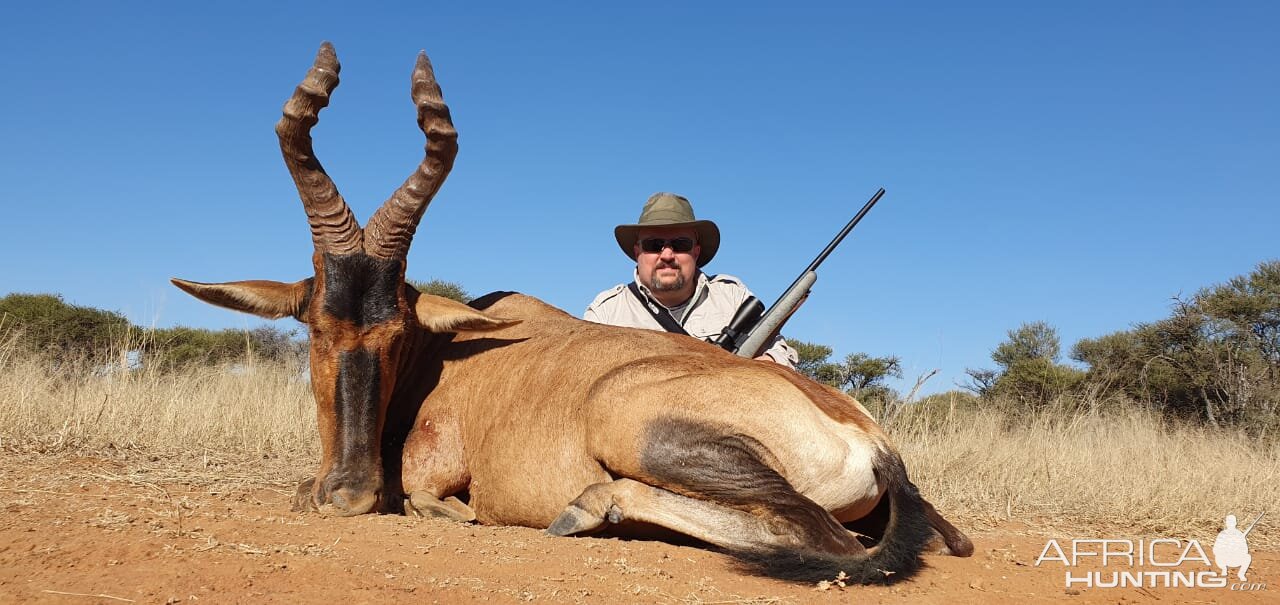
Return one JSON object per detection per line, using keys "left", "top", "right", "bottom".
{"left": 615, "top": 219, "right": 720, "bottom": 268}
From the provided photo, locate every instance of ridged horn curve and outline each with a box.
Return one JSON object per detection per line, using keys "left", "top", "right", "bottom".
{"left": 363, "top": 50, "right": 458, "bottom": 260}
{"left": 276, "top": 42, "right": 363, "bottom": 255}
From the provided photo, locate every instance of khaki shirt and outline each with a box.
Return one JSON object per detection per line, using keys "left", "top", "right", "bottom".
{"left": 583, "top": 271, "right": 799, "bottom": 368}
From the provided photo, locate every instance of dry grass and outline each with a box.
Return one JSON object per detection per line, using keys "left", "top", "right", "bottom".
{"left": 1, "top": 336, "right": 1276, "bottom": 546}
{"left": 890, "top": 400, "right": 1280, "bottom": 546}
{"left": 0, "top": 334, "right": 316, "bottom": 462}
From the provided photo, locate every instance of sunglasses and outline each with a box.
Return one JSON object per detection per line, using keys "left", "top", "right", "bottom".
{"left": 639, "top": 237, "right": 696, "bottom": 254}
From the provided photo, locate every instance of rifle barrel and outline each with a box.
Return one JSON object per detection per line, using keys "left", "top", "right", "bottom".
{"left": 734, "top": 187, "right": 886, "bottom": 358}
{"left": 808, "top": 187, "right": 884, "bottom": 272}
{"left": 772, "top": 187, "right": 884, "bottom": 313}
{"left": 1243, "top": 511, "right": 1266, "bottom": 537}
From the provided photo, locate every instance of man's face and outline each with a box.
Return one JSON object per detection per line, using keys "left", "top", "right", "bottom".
{"left": 634, "top": 226, "right": 701, "bottom": 295}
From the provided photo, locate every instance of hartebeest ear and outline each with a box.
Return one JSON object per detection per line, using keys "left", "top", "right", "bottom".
{"left": 171, "top": 277, "right": 313, "bottom": 322}
{"left": 413, "top": 293, "right": 520, "bottom": 333}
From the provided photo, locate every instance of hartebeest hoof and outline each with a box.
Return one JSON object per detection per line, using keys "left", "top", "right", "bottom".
{"left": 924, "top": 533, "right": 961, "bottom": 556}
{"left": 922, "top": 499, "right": 975, "bottom": 557}
{"left": 405, "top": 494, "right": 476, "bottom": 522}
{"left": 291, "top": 478, "right": 318, "bottom": 513}
{"left": 547, "top": 480, "right": 635, "bottom": 536}
{"left": 319, "top": 488, "right": 380, "bottom": 517}
{"left": 294, "top": 477, "right": 382, "bottom": 516}
{"left": 934, "top": 531, "right": 975, "bottom": 557}
{"left": 546, "top": 503, "right": 623, "bottom": 536}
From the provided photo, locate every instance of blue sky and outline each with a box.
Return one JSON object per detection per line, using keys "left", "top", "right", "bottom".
{"left": 2, "top": 2, "right": 1277, "bottom": 394}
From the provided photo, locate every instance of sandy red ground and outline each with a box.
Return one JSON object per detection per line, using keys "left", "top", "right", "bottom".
{"left": 0, "top": 451, "right": 1273, "bottom": 604}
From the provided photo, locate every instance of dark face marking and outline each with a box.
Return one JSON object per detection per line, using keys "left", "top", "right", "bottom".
{"left": 334, "top": 348, "right": 383, "bottom": 467}
{"left": 322, "top": 253, "right": 402, "bottom": 327}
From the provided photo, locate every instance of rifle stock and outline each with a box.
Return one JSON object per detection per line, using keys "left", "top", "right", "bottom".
{"left": 732, "top": 188, "right": 885, "bottom": 359}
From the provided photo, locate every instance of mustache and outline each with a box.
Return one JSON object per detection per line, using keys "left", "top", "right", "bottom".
{"left": 655, "top": 260, "right": 682, "bottom": 270}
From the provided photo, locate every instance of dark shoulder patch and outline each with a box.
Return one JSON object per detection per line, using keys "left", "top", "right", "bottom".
{"left": 469, "top": 291, "right": 520, "bottom": 311}
{"left": 322, "top": 253, "right": 402, "bottom": 326}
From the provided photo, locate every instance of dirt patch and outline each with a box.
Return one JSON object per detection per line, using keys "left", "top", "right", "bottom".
{"left": 0, "top": 452, "right": 1273, "bottom": 604}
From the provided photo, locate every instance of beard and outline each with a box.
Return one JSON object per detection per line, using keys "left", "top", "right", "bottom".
{"left": 647, "top": 262, "right": 687, "bottom": 292}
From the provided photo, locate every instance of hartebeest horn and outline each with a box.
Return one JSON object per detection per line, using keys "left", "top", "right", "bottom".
{"left": 276, "top": 42, "right": 363, "bottom": 255}
{"left": 363, "top": 50, "right": 458, "bottom": 260}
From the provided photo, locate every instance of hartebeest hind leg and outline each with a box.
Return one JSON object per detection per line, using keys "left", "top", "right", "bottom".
{"left": 547, "top": 478, "right": 867, "bottom": 556}
{"left": 550, "top": 420, "right": 868, "bottom": 555}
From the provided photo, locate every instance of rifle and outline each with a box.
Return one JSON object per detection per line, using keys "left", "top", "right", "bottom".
{"left": 1243, "top": 511, "right": 1265, "bottom": 538}
{"left": 712, "top": 188, "right": 886, "bottom": 358}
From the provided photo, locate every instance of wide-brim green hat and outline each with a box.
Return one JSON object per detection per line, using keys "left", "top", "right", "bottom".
{"left": 614, "top": 192, "right": 720, "bottom": 268}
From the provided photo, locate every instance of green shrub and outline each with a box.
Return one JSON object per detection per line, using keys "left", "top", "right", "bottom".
{"left": 143, "top": 325, "right": 301, "bottom": 370}
{"left": 0, "top": 293, "right": 132, "bottom": 362}
{"left": 409, "top": 279, "right": 470, "bottom": 303}
{"left": 1071, "top": 260, "right": 1279, "bottom": 431}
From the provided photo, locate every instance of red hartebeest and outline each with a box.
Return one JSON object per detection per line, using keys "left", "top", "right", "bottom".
{"left": 173, "top": 43, "right": 972, "bottom": 584}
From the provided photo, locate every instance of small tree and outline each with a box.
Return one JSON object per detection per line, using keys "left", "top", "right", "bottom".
{"left": 842, "top": 352, "right": 903, "bottom": 398}
{"left": 1195, "top": 260, "right": 1280, "bottom": 375}
{"left": 790, "top": 339, "right": 843, "bottom": 386}
{"left": 970, "top": 321, "right": 1083, "bottom": 407}
{"left": 787, "top": 339, "right": 902, "bottom": 401}
{"left": 409, "top": 279, "right": 470, "bottom": 303}
{"left": 962, "top": 367, "right": 999, "bottom": 396}
{"left": 245, "top": 325, "right": 307, "bottom": 365}
{"left": 992, "top": 321, "right": 1061, "bottom": 367}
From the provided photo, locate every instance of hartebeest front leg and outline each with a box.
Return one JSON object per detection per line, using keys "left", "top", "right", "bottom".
{"left": 400, "top": 411, "right": 475, "bottom": 522}
{"left": 405, "top": 493, "right": 476, "bottom": 522}
{"left": 291, "top": 477, "right": 318, "bottom": 512}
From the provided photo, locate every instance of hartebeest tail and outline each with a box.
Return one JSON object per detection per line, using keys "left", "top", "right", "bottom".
{"left": 733, "top": 451, "right": 933, "bottom": 583}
